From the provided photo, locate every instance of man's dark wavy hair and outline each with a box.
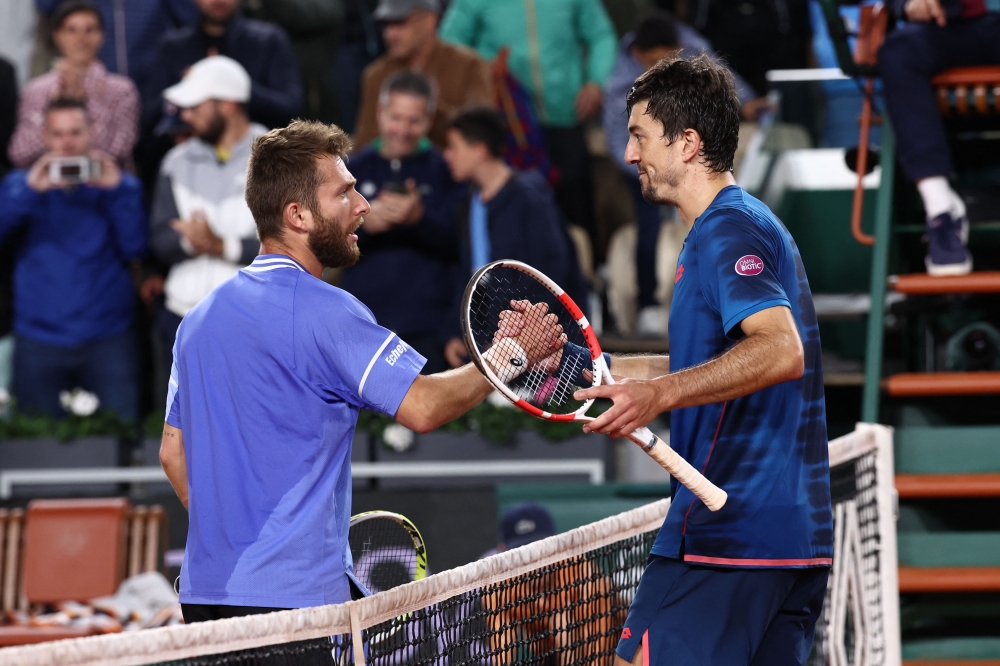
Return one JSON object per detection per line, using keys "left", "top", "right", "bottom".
{"left": 626, "top": 55, "right": 740, "bottom": 173}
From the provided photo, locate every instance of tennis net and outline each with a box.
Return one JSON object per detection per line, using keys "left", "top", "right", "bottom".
{"left": 5, "top": 424, "right": 899, "bottom": 666}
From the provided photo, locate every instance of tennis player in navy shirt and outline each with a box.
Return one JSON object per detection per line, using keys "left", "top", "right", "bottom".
{"left": 159, "top": 120, "right": 565, "bottom": 624}
{"left": 575, "top": 56, "right": 832, "bottom": 665}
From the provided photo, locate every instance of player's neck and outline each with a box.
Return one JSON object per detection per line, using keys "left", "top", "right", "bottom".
{"left": 474, "top": 160, "right": 512, "bottom": 203}
{"left": 676, "top": 171, "right": 738, "bottom": 229}
{"left": 260, "top": 238, "right": 324, "bottom": 278}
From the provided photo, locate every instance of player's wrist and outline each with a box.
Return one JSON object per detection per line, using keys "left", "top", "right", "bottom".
{"left": 482, "top": 339, "right": 528, "bottom": 383}
{"left": 653, "top": 374, "right": 679, "bottom": 412}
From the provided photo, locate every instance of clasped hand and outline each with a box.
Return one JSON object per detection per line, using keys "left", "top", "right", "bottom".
{"left": 172, "top": 210, "right": 223, "bottom": 257}
{"left": 492, "top": 300, "right": 567, "bottom": 372}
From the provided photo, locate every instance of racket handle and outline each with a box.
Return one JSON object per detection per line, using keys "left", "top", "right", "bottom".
{"left": 628, "top": 428, "right": 728, "bottom": 512}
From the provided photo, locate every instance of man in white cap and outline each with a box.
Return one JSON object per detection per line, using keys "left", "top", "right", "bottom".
{"left": 147, "top": 55, "right": 265, "bottom": 381}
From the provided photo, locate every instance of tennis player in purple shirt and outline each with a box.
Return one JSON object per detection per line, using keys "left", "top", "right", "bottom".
{"left": 576, "top": 56, "right": 832, "bottom": 666}
{"left": 159, "top": 120, "right": 564, "bottom": 624}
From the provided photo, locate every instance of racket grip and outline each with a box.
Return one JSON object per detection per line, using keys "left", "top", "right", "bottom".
{"left": 630, "top": 430, "right": 728, "bottom": 512}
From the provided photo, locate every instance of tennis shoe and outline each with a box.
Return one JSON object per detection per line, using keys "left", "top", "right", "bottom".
{"left": 925, "top": 211, "right": 971, "bottom": 277}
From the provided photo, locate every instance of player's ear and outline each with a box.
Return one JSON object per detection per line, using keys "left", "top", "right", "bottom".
{"left": 680, "top": 128, "right": 702, "bottom": 164}
{"left": 283, "top": 201, "right": 312, "bottom": 234}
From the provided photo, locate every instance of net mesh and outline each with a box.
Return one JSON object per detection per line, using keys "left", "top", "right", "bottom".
{"left": 6, "top": 427, "right": 897, "bottom": 666}
{"left": 811, "top": 438, "right": 887, "bottom": 666}
{"left": 464, "top": 264, "right": 592, "bottom": 416}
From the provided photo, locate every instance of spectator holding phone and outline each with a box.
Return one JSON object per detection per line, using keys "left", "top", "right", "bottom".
{"left": 341, "top": 71, "right": 463, "bottom": 373}
{"left": 9, "top": 0, "right": 139, "bottom": 171}
{"left": 0, "top": 97, "right": 146, "bottom": 421}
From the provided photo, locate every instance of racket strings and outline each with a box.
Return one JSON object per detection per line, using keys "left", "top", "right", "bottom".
{"left": 349, "top": 518, "right": 420, "bottom": 594}
{"left": 467, "top": 266, "right": 593, "bottom": 416}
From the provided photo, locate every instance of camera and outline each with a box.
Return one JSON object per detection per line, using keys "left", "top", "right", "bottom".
{"left": 48, "top": 156, "right": 101, "bottom": 185}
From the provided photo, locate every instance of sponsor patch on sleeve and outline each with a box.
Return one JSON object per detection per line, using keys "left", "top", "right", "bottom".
{"left": 735, "top": 255, "right": 764, "bottom": 276}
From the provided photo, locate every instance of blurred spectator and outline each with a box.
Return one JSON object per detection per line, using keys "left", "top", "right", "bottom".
{"left": 480, "top": 502, "right": 556, "bottom": 558}
{"left": 0, "top": 98, "right": 146, "bottom": 420}
{"left": 242, "top": 0, "right": 343, "bottom": 124}
{"left": 36, "top": 0, "right": 198, "bottom": 88}
{"left": 142, "top": 0, "right": 303, "bottom": 134}
{"left": 342, "top": 71, "right": 462, "bottom": 373}
{"left": 9, "top": 1, "right": 140, "bottom": 171}
{"left": 442, "top": 107, "right": 584, "bottom": 367}
{"left": 602, "top": 11, "right": 761, "bottom": 335}
{"left": 878, "top": 0, "right": 998, "bottom": 276}
{"left": 148, "top": 57, "right": 264, "bottom": 378}
{"left": 683, "top": 0, "right": 813, "bottom": 96}
{"left": 0, "top": 0, "right": 38, "bottom": 88}
{"left": 335, "top": 0, "right": 381, "bottom": 133}
{"left": 440, "top": 0, "right": 618, "bottom": 239}
{"left": 0, "top": 60, "right": 15, "bottom": 176}
{"left": 353, "top": 0, "right": 493, "bottom": 150}
{"left": 0, "top": 56, "right": 17, "bottom": 392}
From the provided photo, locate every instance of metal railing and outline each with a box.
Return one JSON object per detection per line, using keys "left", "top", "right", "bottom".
{"left": 0, "top": 459, "right": 606, "bottom": 499}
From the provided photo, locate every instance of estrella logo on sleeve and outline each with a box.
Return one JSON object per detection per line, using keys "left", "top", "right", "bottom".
{"left": 621, "top": 627, "right": 632, "bottom": 640}
{"left": 674, "top": 264, "right": 684, "bottom": 284}
{"left": 735, "top": 255, "right": 764, "bottom": 276}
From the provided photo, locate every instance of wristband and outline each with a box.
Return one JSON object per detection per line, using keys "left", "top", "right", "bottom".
{"left": 557, "top": 343, "right": 610, "bottom": 386}
{"left": 483, "top": 339, "right": 529, "bottom": 383}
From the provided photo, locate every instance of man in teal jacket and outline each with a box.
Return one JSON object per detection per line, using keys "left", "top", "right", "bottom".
{"left": 440, "top": 0, "right": 617, "bottom": 242}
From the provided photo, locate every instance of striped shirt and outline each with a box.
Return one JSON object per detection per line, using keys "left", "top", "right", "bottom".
{"left": 9, "top": 61, "right": 139, "bottom": 170}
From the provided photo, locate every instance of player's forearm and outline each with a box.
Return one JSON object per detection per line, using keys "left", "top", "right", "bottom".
{"left": 394, "top": 365, "right": 494, "bottom": 433}
{"left": 159, "top": 424, "right": 189, "bottom": 510}
{"left": 609, "top": 354, "right": 670, "bottom": 380}
{"left": 656, "top": 327, "right": 803, "bottom": 411}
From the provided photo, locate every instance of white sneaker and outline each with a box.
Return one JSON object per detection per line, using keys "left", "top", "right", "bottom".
{"left": 636, "top": 306, "right": 667, "bottom": 337}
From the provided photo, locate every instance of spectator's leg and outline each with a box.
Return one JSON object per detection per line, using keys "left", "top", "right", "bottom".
{"left": 879, "top": 24, "right": 958, "bottom": 184}
{"left": 628, "top": 176, "right": 662, "bottom": 310}
{"left": 878, "top": 19, "right": 999, "bottom": 275}
{"left": 542, "top": 126, "right": 596, "bottom": 240}
{"left": 79, "top": 328, "right": 139, "bottom": 424}
{"left": 12, "top": 335, "right": 76, "bottom": 417}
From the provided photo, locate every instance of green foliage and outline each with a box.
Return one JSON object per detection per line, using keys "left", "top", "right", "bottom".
{"left": 0, "top": 409, "right": 135, "bottom": 441}
{"left": 357, "top": 400, "right": 609, "bottom": 446}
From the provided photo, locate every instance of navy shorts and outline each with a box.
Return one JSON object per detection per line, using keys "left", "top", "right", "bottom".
{"left": 616, "top": 555, "right": 829, "bottom": 666}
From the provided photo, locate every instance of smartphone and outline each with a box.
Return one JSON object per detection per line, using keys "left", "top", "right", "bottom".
{"left": 49, "top": 156, "right": 102, "bottom": 185}
{"left": 381, "top": 181, "right": 408, "bottom": 195}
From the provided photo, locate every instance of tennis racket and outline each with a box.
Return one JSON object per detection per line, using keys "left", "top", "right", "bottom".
{"left": 461, "top": 260, "right": 727, "bottom": 512}
{"left": 348, "top": 511, "right": 427, "bottom": 594}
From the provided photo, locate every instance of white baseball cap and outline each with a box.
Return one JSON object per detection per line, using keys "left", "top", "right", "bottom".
{"left": 163, "top": 55, "right": 251, "bottom": 109}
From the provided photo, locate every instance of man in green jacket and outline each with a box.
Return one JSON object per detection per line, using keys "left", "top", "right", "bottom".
{"left": 440, "top": 0, "right": 617, "bottom": 242}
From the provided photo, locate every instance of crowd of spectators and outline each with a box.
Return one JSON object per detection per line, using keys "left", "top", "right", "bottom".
{"left": 5, "top": 0, "right": 981, "bottom": 427}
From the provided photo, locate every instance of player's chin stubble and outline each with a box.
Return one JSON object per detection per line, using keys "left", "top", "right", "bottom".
{"left": 640, "top": 169, "right": 678, "bottom": 207}
{"left": 308, "top": 209, "right": 361, "bottom": 269}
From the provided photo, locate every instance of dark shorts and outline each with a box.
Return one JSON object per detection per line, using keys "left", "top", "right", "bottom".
{"left": 616, "top": 555, "right": 829, "bottom": 666}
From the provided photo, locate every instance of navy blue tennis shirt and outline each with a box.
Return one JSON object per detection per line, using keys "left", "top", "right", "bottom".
{"left": 656, "top": 186, "right": 832, "bottom": 567}
{"left": 166, "top": 255, "right": 426, "bottom": 607}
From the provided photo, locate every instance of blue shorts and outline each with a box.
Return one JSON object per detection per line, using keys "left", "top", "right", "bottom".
{"left": 616, "top": 555, "right": 829, "bottom": 666}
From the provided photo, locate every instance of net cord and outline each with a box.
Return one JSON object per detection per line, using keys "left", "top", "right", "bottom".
{"left": 3, "top": 500, "right": 670, "bottom": 666}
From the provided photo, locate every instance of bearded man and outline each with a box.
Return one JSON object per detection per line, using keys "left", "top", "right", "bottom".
{"left": 148, "top": 56, "right": 265, "bottom": 380}
{"left": 158, "top": 117, "right": 565, "bottom": 628}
